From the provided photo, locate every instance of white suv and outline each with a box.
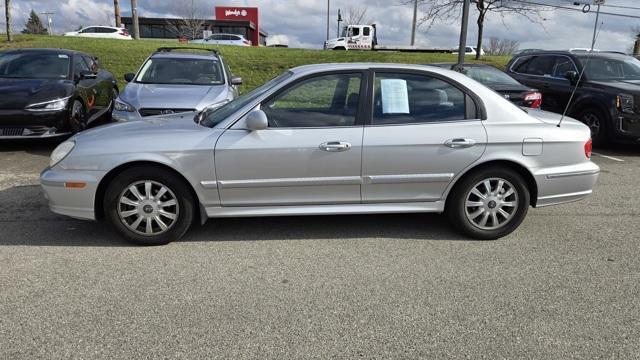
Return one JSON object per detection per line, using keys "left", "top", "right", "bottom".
{"left": 64, "top": 26, "right": 132, "bottom": 40}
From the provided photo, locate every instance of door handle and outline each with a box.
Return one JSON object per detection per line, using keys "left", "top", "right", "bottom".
{"left": 319, "top": 141, "right": 351, "bottom": 152}
{"left": 444, "top": 138, "right": 476, "bottom": 148}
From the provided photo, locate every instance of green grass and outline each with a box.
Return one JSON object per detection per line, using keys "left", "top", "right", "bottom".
{"left": 1, "top": 35, "right": 510, "bottom": 92}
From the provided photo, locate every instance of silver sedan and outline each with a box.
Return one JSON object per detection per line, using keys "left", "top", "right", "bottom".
{"left": 41, "top": 63, "right": 599, "bottom": 245}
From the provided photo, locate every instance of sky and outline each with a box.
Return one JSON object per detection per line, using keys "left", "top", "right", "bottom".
{"left": 2, "top": 0, "right": 640, "bottom": 52}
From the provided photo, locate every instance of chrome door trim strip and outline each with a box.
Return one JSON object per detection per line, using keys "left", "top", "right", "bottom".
{"left": 200, "top": 180, "right": 218, "bottom": 189}
{"left": 217, "top": 176, "right": 363, "bottom": 189}
{"left": 545, "top": 169, "right": 600, "bottom": 179}
{"left": 363, "top": 173, "right": 454, "bottom": 184}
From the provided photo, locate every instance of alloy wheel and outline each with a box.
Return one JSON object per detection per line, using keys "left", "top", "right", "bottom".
{"left": 117, "top": 180, "right": 179, "bottom": 236}
{"left": 464, "top": 178, "right": 519, "bottom": 230}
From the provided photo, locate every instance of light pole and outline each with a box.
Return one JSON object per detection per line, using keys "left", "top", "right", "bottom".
{"left": 5, "top": 0, "right": 12, "bottom": 42}
{"left": 40, "top": 11, "right": 53, "bottom": 35}
{"left": 590, "top": 2, "right": 602, "bottom": 51}
{"left": 131, "top": 0, "right": 139, "bottom": 40}
{"left": 455, "top": 0, "right": 471, "bottom": 72}
{"left": 410, "top": 0, "right": 418, "bottom": 46}
{"left": 337, "top": 9, "right": 342, "bottom": 38}
{"left": 325, "top": 0, "right": 330, "bottom": 49}
{"left": 114, "top": 0, "right": 121, "bottom": 28}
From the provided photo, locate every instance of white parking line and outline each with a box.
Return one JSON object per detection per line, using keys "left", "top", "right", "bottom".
{"left": 592, "top": 152, "right": 625, "bottom": 162}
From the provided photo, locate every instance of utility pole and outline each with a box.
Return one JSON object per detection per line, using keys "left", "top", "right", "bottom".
{"left": 40, "top": 11, "right": 53, "bottom": 35}
{"left": 325, "top": 0, "right": 330, "bottom": 49}
{"left": 131, "top": 0, "right": 139, "bottom": 39}
{"left": 4, "top": 0, "right": 12, "bottom": 42}
{"left": 114, "top": 0, "right": 121, "bottom": 28}
{"left": 337, "top": 9, "right": 342, "bottom": 38}
{"left": 590, "top": 2, "right": 602, "bottom": 51}
{"left": 410, "top": 0, "right": 418, "bottom": 46}
{"left": 455, "top": 0, "right": 471, "bottom": 72}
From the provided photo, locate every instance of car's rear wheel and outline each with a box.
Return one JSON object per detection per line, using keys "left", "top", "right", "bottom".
{"left": 576, "top": 107, "right": 608, "bottom": 146}
{"left": 104, "top": 166, "right": 195, "bottom": 245}
{"left": 68, "top": 100, "right": 87, "bottom": 134}
{"left": 446, "top": 167, "right": 530, "bottom": 240}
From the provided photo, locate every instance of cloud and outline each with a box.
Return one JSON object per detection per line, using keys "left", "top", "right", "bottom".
{"left": 3, "top": 0, "right": 639, "bottom": 52}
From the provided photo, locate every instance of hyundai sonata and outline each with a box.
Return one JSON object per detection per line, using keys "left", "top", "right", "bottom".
{"left": 41, "top": 63, "right": 599, "bottom": 245}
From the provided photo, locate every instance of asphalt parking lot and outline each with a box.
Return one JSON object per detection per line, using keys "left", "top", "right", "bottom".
{"left": 1, "top": 139, "right": 639, "bottom": 359}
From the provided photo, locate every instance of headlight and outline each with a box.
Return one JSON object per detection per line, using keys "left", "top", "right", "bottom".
{"left": 50, "top": 141, "right": 75, "bottom": 167}
{"left": 206, "top": 100, "right": 230, "bottom": 112}
{"left": 114, "top": 98, "right": 135, "bottom": 112}
{"left": 616, "top": 93, "right": 634, "bottom": 114}
{"left": 26, "top": 97, "right": 70, "bottom": 112}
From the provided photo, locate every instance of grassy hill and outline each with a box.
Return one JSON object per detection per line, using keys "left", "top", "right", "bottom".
{"left": 1, "top": 35, "right": 511, "bottom": 92}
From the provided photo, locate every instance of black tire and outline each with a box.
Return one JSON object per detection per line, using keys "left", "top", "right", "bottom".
{"left": 103, "top": 166, "right": 195, "bottom": 245}
{"left": 68, "top": 100, "right": 87, "bottom": 134}
{"left": 102, "top": 88, "right": 118, "bottom": 122}
{"left": 575, "top": 107, "right": 609, "bottom": 146}
{"left": 446, "top": 167, "right": 530, "bottom": 240}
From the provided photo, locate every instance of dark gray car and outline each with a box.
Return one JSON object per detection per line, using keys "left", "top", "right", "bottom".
{"left": 113, "top": 47, "right": 242, "bottom": 121}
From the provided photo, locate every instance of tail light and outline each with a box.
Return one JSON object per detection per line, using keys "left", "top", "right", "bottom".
{"left": 243, "top": 39, "right": 251, "bottom": 45}
{"left": 584, "top": 138, "right": 593, "bottom": 159}
{"left": 120, "top": 29, "right": 130, "bottom": 36}
{"left": 523, "top": 91, "right": 542, "bottom": 109}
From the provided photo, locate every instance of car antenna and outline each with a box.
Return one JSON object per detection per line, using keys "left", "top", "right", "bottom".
{"left": 557, "top": 22, "right": 603, "bottom": 128}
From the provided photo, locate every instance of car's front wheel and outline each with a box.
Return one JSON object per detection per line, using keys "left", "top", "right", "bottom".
{"left": 446, "top": 167, "right": 530, "bottom": 240}
{"left": 104, "top": 166, "right": 195, "bottom": 245}
{"left": 68, "top": 100, "right": 87, "bottom": 134}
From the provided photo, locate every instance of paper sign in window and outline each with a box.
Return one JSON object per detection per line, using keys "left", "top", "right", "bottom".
{"left": 381, "top": 79, "right": 410, "bottom": 114}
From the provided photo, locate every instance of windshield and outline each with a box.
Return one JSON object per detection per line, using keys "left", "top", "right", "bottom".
{"left": 580, "top": 56, "right": 640, "bottom": 80}
{"left": 0, "top": 53, "right": 71, "bottom": 79}
{"left": 136, "top": 57, "right": 224, "bottom": 85}
{"left": 465, "top": 66, "right": 521, "bottom": 86}
{"left": 200, "top": 71, "right": 293, "bottom": 128}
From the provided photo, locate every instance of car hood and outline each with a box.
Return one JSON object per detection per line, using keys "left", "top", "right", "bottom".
{"left": 119, "top": 83, "right": 229, "bottom": 111}
{"left": 0, "top": 78, "right": 73, "bottom": 110}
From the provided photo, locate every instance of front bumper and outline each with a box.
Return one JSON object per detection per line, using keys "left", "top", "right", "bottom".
{"left": 40, "top": 167, "right": 107, "bottom": 220}
{"left": 533, "top": 161, "right": 600, "bottom": 207}
{"left": 615, "top": 113, "right": 640, "bottom": 142}
{"left": 0, "top": 108, "right": 70, "bottom": 139}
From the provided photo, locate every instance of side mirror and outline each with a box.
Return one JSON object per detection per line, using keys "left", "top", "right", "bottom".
{"left": 124, "top": 73, "right": 135, "bottom": 82}
{"left": 231, "top": 76, "right": 243, "bottom": 85}
{"left": 246, "top": 109, "right": 268, "bottom": 131}
{"left": 79, "top": 70, "right": 97, "bottom": 80}
{"left": 565, "top": 71, "right": 579, "bottom": 85}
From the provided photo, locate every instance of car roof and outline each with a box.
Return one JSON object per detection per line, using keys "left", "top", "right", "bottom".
{"left": 150, "top": 48, "right": 220, "bottom": 61}
{"left": 0, "top": 48, "right": 87, "bottom": 57}
{"left": 430, "top": 62, "right": 496, "bottom": 68}
{"left": 209, "top": 33, "right": 243, "bottom": 37}
{"left": 512, "top": 50, "right": 630, "bottom": 59}
{"left": 288, "top": 63, "right": 461, "bottom": 76}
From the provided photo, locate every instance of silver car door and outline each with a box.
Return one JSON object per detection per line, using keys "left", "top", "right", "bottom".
{"left": 215, "top": 71, "right": 366, "bottom": 206}
{"left": 362, "top": 70, "right": 487, "bottom": 203}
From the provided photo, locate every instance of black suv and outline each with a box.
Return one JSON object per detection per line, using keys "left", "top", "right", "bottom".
{"left": 506, "top": 50, "right": 640, "bottom": 145}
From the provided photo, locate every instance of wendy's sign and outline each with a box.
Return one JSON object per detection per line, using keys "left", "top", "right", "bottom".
{"left": 215, "top": 6, "right": 259, "bottom": 46}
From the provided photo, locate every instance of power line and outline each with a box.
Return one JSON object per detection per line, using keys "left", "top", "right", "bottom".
{"left": 510, "top": 0, "right": 640, "bottom": 19}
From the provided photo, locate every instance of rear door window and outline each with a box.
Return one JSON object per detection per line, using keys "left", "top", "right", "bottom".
{"left": 372, "top": 72, "right": 467, "bottom": 125}
{"left": 523, "top": 56, "right": 556, "bottom": 76}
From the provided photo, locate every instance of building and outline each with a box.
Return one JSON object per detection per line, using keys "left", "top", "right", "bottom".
{"left": 121, "top": 16, "right": 267, "bottom": 46}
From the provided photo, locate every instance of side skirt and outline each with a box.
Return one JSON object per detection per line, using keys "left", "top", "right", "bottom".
{"left": 205, "top": 201, "right": 445, "bottom": 218}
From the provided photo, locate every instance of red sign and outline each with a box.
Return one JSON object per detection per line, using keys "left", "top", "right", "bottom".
{"left": 215, "top": 6, "right": 259, "bottom": 46}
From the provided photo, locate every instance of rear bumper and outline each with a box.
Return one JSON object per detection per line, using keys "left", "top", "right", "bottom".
{"left": 533, "top": 162, "right": 600, "bottom": 207}
{"left": 0, "top": 108, "right": 70, "bottom": 138}
{"left": 40, "top": 167, "right": 106, "bottom": 220}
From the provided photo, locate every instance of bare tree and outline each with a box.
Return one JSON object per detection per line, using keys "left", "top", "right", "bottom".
{"left": 486, "top": 37, "right": 519, "bottom": 56}
{"left": 345, "top": 6, "right": 368, "bottom": 25}
{"left": 166, "top": 0, "right": 207, "bottom": 40}
{"left": 408, "top": 0, "right": 547, "bottom": 60}
{"left": 4, "top": 0, "right": 12, "bottom": 42}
